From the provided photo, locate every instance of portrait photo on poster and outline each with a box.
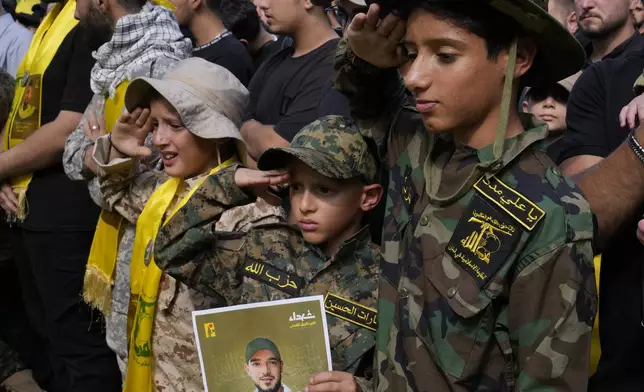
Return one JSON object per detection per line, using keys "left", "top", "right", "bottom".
{"left": 192, "top": 296, "right": 333, "bottom": 392}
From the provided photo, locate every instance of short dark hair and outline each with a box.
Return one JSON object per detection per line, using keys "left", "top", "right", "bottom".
{"left": 118, "top": 0, "right": 146, "bottom": 12}
{"left": 229, "top": 1, "right": 261, "bottom": 41}
{"left": 0, "top": 70, "right": 15, "bottom": 126}
{"left": 410, "top": 1, "right": 522, "bottom": 60}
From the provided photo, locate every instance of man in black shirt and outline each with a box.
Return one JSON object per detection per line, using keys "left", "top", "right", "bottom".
{"left": 229, "top": 1, "right": 280, "bottom": 69}
{"left": 0, "top": 1, "right": 121, "bottom": 392}
{"left": 241, "top": 0, "right": 341, "bottom": 164}
{"left": 559, "top": 51, "right": 644, "bottom": 392}
{"left": 575, "top": 0, "right": 644, "bottom": 65}
{"left": 171, "top": 0, "right": 254, "bottom": 85}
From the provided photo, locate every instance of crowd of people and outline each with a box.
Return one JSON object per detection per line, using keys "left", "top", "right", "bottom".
{"left": 0, "top": 0, "right": 643, "bottom": 391}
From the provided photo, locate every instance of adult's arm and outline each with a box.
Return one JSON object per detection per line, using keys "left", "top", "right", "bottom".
{"left": 559, "top": 62, "right": 644, "bottom": 246}
{"left": 0, "top": 110, "right": 82, "bottom": 179}
{"left": 240, "top": 120, "right": 289, "bottom": 161}
{"left": 63, "top": 95, "right": 103, "bottom": 180}
{"left": 0, "top": 26, "right": 94, "bottom": 180}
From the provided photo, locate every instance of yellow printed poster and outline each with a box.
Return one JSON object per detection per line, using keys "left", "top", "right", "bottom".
{"left": 192, "top": 296, "right": 332, "bottom": 392}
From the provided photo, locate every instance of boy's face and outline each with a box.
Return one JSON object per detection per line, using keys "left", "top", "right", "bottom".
{"left": 254, "top": 0, "right": 306, "bottom": 35}
{"left": 399, "top": 9, "right": 513, "bottom": 136}
{"left": 288, "top": 160, "right": 368, "bottom": 250}
{"left": 523, "top": 94, "right": 567, "bottom": 133}
{"left": 149, "top": 97, "right": 219, "bottom": 179}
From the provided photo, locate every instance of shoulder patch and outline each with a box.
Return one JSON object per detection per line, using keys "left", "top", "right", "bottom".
{"left": 241, "top": 260, "right": 304, "bottom": 296}
{"left": 446, "top": 194, "right": 522, "bottom": 287}
{"left": 324, "top": 293, "right": 377, "bottom": 332}
{"left": 474, "top": 175, "right": 545, "bottom": 231}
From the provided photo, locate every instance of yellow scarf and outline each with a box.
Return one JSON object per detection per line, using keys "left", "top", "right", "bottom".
{"left": 82, "top": 81, "right": 131, "bottom": 315}
{"left": 83, "top": 0, "right": 177, "bottom": 314}
{"left": 590, "top": 255, "right": 601, "bottom": 375}
{"left": 123, "top": 157, "right": 236, "bottom": 392}
{"left": 2, "top": 0, "right": 78, "bottom": 221}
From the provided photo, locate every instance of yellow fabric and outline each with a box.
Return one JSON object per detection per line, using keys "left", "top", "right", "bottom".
{"left": 2, "top": 0, "right": 78, "bottom": 221}
{"left": 590, "top": 255, "right": 602, "bottom": 376}
{"left": 83, "top": 81, "right": 131, "bottom": 315}
{"left": 15, "top": 0, "right": 41, "bottom": 15}
{"left": 151, "top": 0, "right": 176, "bottom": 11}
{"left": 123, "top": 157, "right": 237, "bottom": 392}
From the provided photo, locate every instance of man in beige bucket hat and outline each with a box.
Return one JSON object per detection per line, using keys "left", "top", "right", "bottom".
{"left": 90, "top": 57, "right": 285, "bottom": 391}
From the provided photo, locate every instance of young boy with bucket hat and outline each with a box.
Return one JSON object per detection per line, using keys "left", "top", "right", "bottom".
{"left": 333, "top": 0, "right": 597, "bottom": 390}
{"left": 91, "top": 57, "right": 285, "bottom": 392}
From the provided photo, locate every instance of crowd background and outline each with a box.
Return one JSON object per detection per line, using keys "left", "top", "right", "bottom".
{"left": 0, "top": 0, "right": 643, "bottom": 391}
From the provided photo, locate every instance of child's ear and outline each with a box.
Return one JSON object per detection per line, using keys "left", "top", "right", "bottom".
{"left": 360, "top": 184, "right": 384, "bottom": 212}
{"left": 522, "top": 100, "right": 530, "bottom": 113}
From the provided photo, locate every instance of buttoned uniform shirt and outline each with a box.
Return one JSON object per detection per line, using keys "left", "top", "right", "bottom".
{"left": 333, "top": 38, "right": 597, "bottom": 392}
{"left": 0, "top": 13, "right": 32, "bottom": 76}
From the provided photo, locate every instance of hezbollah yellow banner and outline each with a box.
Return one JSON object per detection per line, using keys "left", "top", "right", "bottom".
{"left": 3, "top": 0, "right": 78, "bottom": 221}
{"left": 83, "top": 81, "right": 131, "bottom": 315}
{"left": 123, "top": 157, "right": 237, "bottom": 392}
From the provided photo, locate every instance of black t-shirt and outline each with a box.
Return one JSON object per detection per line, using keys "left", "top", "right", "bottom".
{"left": 253, "top": 40, "right": 280, "bottom": 70}
{"left": 193, "top": 32, "right": 255, "bottom": 87}
{"left": 317, "top": 80, "right": 351, "bottom": 119}
{"left": 559, "top": 51, "right": 644, "bottom": 392}
{"left": 244, "top": 38, "right": 342, "bottom": 142}
{"left": 22, "top": 26, "right": 98, "bottom": 231}
{"left": 584, "top": 32, "right": 644, "bottom": 68}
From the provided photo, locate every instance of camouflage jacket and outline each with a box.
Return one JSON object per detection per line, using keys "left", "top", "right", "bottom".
{"left": 94, "top": 139, "right": 284, "bottom": 390}
{"left": 154, "top": 166, "right": 383, "bottom": 391}
{"left": 333, "top": 38, "right": 597, "bottom": 391}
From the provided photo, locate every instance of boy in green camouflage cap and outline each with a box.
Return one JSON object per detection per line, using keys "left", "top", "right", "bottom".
{"left": 154, "top": 115, "right": 384, "bottom": 392}
{"left": 332, "top": 0, "right": 597, "bottom": 390}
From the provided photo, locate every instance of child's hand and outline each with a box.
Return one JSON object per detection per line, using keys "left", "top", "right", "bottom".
{"left": 234, "top": 167, "right": 289, "bottom": 206}
{"left": 304, "top": 371, "right": 358, "bottom": 392}
{"left": 110, "top": 108, "right": 153, "bottom": 158}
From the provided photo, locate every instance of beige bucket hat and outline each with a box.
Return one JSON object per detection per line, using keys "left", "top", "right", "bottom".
{"left": 124, "top": 57, "right": 248, "bottom": 141}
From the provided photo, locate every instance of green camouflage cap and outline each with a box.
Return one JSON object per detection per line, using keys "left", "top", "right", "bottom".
{"left": 245, "top": 338, "right": 281, "bottom": 363}
{"left": 257, "top": 116, "right": 378, "bottom": 183}
{"left": 367, "top": 0, "right": 584, "bottom": 83}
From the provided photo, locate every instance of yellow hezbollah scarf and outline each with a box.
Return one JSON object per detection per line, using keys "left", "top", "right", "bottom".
{"left": 123, "top": 156, "right": 236, "bottom": 392}
{"left": 3, "top": 0, "right": 77, "bottom": 221}
{"left": 82, "top": 81, "right": 130, "bottom": 315}
{"left": 82, "top": 0, "right": 176, "bottom": 315}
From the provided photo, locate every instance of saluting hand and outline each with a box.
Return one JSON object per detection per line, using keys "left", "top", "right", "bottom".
{"left": 304, "top": 371, "right": 359, "bottom": 392}
{"left": 234, "top": 167, "right": 289, "bottom": 207}
{"left": 346, "top": 3, "right": 407, "bottom": 69}
{"left": 109, "top": 108, "right": 153, "bottom": 159}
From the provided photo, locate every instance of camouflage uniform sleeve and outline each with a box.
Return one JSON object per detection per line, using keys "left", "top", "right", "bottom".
{"left": 93, "top": 134, "right": 166, "bottom": 224}
{"left": 510, "top": 240, "right": 596, "bottom": 391}
{"left": 63, "top": 94, "right": 103, "bottom": 181}
{"left": 154, "top": 164, "right": 254, "bottom": 269}
{"left": 333, "top": 37, "right": 408, "bottom": 149}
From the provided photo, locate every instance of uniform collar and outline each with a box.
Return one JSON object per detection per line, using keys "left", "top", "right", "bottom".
{"left": 308, "top": 225, "right": 372, "bottom": 260}
{"left": 475, "top": 113, "right": 549, "bottom": 171}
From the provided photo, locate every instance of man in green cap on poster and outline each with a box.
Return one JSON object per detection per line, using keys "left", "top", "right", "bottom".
{"left": 245, "top": 338, "right": 292, "bottom": 392}
{"left": 306, "top": 0, "right": 598, "bottom": 390}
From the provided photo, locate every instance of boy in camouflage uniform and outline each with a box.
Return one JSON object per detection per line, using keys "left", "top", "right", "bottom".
{"left": 154, "top": 115, "right": 384, "bottom": 391}
{"left": 332, "top": 0, "right": 597, "bottom": 390}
